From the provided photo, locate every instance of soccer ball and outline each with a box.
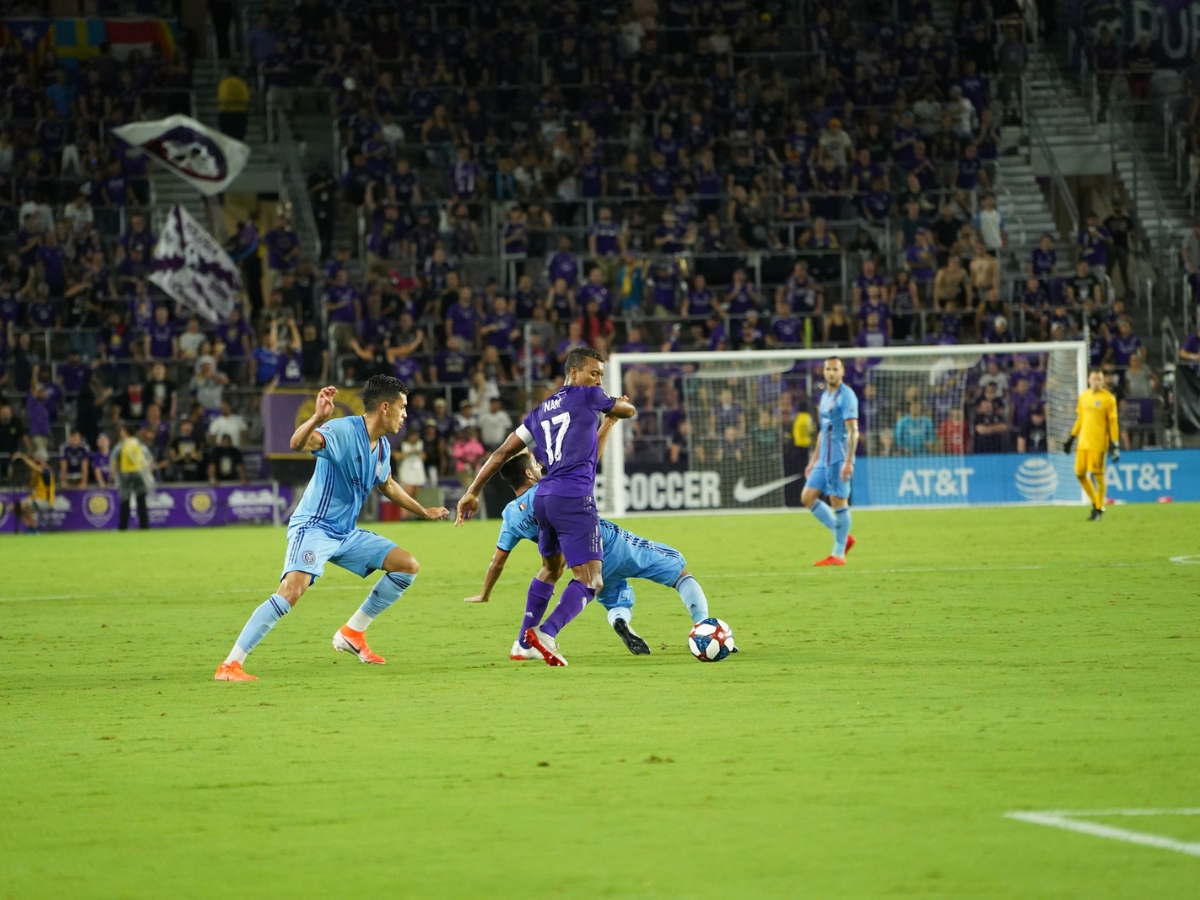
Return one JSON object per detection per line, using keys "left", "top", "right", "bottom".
{"left": 688, "top": 618, "right": 736, "bottom": 662}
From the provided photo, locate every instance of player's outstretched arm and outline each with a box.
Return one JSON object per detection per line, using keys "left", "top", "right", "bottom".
{"left": 464, "top": 548, "right": 511, "bottom": 603}
{"left": 379, "top": 476, "right": 449, "bottom": 520}
{"left": 456, "top": 431, "right": 528, "bottom": 525}
{"left": 289, "top": 385, "right": 339, "bottom": 452}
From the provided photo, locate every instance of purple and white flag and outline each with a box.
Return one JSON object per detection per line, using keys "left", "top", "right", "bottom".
{"left": 111, "top": 115, "right": 249, "bottom": 196}
{"left": 150, "top": 204, "right": 242, "bottom": 324}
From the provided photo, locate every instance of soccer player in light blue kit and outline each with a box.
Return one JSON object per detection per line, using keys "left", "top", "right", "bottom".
{"left": 803, "top": 356, "right": 860, "bottom": 566}
{"left": 462, "top": 447, "right": 718, "bottom": 660}
{"left": 455, "top": 347, "right": 636, "bottom": 666}
{"left": 215, "top": 376, "right": 449, "bottom": 681}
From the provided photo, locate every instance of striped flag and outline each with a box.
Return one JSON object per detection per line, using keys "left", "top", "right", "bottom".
{"left": 150, "top": 204, "right": 243, "bottom": 324}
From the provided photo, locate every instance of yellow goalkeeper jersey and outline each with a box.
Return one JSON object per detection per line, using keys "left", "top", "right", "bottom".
{"left": 1071, "top": 387, "right": 1119, "bottom": 452}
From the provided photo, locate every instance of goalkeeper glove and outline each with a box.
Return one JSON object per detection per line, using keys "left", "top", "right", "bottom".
{"left": 1063, "top": 435, "right": 1075, "bottom": 454}
{"left": 1109, "top": 446, "right": 1120, "bottom": 462}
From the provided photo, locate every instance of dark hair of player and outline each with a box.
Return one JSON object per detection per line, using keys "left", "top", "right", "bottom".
{"left": 361, "top": 375, "right": 406, "bottom": 411}
{"left": 499, "top": 451, "right": 538, "bottom": 492}
{"left": 825, "top": 355, "right": 843, "bottom": 365}
{"left": 564, "top": 347, "right": 604, "bottom": 372}
{"left": 1088, "top": 366, "right": 1104, "bottom": 376}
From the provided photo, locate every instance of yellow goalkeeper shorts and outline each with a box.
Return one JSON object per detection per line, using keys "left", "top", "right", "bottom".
{"left": 1074, "top": 449, "right": 1105, "bottom": 476}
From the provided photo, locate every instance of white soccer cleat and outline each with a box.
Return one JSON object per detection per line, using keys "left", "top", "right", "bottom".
{"left": 524, "top": 626, "right": 568, "bottom": 667}
{"left": 510, "top": 640, "right": 543, "bottom": 660}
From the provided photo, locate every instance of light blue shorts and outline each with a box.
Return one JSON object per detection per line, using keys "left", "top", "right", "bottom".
{"left": 596, "top": 531, "right": 687, "bottom": 610}
{"left": 282, "top": 526, "right": 397, "bottom": 582}
{"left": 807, "top": 458, "right": 852, "bottom": 499}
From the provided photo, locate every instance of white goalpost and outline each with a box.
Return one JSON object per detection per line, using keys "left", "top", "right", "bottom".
{"left": 600, "top": 341, "right": 1088, "bottom": 516}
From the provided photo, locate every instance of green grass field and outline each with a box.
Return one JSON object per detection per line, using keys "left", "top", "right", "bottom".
{"left": 1, "top": 504, "right": 1198, "bottom": 898}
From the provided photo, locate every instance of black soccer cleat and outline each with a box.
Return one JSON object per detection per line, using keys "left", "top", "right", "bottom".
{"left": 1088, "top": 508, "right": 1103, "bottom": 522}
{"left": 612, "top": 618, "right": 651, "bottom": 655}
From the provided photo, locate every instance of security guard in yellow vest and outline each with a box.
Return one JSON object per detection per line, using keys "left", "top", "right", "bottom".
{"left": 112, "top": 423, "right": 151, "bottom": 530}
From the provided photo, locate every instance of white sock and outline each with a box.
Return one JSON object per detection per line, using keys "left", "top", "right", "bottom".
{"left": 606, "top": 607, "right": 632, "bottom": 627}
{"left": 346, "top": 609, "right": 374, "bottom": 632}
{"left": 224, "top": 645, "right": 248, "bottom": 666}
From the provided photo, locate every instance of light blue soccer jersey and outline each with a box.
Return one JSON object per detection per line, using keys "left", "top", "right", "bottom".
{"left": 818, "top": 383, "right": 859, "bottom": 465}
{"left": 496, "top": 485, "right": 685, "bottom": 604}
{"left": 496, "top": 481, "right": 542, "bottom": 551}
{"left": 289, "top": 415, "right": 391, "bottom": 537}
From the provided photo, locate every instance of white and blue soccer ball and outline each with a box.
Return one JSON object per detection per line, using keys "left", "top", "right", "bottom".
{"left": 688, "top": 618, "right": 736, "bottom": 662}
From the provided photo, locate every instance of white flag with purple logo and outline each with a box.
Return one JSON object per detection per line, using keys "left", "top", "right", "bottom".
{"left": 111, "top": 115, "right": 249, "bottom": 196}
{"left": 150, "top": 204, "right": 242, "bottom": 324}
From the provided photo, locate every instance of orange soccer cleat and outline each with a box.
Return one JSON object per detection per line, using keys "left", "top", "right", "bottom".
{"left": 333, "top": 626, "right": 386, "bottom": 664}
{"left": 813, "top": 555, "right": 846, "bottom": 567}
{"left": 845, "top": 535, "right": 857, "bottom": 554}
{"left": 214, "top": 661, "right": 258, "bottom": 681}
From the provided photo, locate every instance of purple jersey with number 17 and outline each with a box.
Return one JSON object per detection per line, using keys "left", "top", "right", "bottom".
{"left": 517, "top": 385, "right": 616, "bottom": 497}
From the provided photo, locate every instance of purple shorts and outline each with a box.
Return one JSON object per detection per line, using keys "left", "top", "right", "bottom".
{"left": 533, "top": 492, "right": 603, "bottom": 568}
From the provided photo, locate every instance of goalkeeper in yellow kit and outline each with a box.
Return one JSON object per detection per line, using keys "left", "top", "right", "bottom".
{"left": 1063, "top": 368, "right": 1120, "bottom": 521}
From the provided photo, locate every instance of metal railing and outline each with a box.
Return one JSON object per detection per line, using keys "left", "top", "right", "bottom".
{"left": 1024, "top": 107, "right": 1079, "bottom": 241}
{"left": 271, "top": 103, "right": 322, "bottom": 271}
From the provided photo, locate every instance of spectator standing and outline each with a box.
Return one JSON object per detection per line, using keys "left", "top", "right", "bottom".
{"left": 208, "top": 400, "right": 248, "bottom": 447}
{"left": 111, "top": 423, "right": 151, "bottom": 530}
{"left": 894, "top": 402, "right": 935, "bottom": 455}
{"left": 217, "top": 68, "right": 250, "bottom": 140}
{"left": 1078, "top": 212, "right": 1113, "bottom": 281}
{"left": 1103, "top": 203, "right": 1134, "bottom": 293}
{"left": 477, "top": 397, "right": 513, "bottom": 451}
{"left": 973, "top": 399, "right": 1007, "bottom": 453}
{"left": 973, "top": 194, "right": 1006, "bottom": 254}
{"left": 170, "top": 419, "right": 207, "bottom": 481}
{"left": 209, "top": 434, "right": 247, "bottom": 485}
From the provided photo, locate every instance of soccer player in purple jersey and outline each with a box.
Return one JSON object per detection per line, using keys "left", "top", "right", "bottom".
{"left": 455, "top": 347, "right": 636, "bottom": 666}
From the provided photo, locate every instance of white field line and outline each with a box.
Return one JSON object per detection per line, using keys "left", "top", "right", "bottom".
{"left": 0, "top": 560, "right": 1158, "bottom": 604}
{"left": 1006, "top": 810, "right": 1200, "bottom": 858}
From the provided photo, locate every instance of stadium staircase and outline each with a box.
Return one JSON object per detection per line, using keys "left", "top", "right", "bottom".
{"left": 149, "top": 51, "right": 291, "bottom": 241}
{"left": 992, "top": 39, "right": 1181, "bottom": 361}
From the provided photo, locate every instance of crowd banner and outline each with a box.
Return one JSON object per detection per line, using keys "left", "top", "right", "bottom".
{"left": 263, "top": 388, "right": 366, "bottom": 458}
{"left": 597, "top": 450, "right": 1200, "bottom": 513}
{"left": 1070, "top": 0, "right": 1200, "bottom": 68}
{"left": 0, "top": 18, "right": 177, "bottom": 66}
{"left": 0, "top": 483, "right": 294, "bottom": 533}
{"left": 149, "top": 204, "right": 243, "bottom": 324}
{"left": 112, "top": 115, "right": 249, "bottom": 196}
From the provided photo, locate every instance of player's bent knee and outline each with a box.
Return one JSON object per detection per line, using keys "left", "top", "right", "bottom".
{"left": 383, "top": 548, "right": 419, "bottom": 574}
{"left": 278, "top": 571, "right": 310, "bottom": 605}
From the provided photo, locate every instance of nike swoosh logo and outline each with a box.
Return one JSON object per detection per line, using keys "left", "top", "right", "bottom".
{"left": 732, "top": 475, "right": 802, "bottom": 503}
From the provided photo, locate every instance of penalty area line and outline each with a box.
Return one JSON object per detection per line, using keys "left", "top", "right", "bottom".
{"left": 1006, "top": 810, "right": 1200, "bottom": 858}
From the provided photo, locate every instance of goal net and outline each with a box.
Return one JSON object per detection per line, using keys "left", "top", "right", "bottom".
{"left": 598, "top": 342, "right": 1087, "bottom": 515}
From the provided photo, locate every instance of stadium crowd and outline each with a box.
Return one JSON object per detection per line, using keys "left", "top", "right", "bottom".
{"left": 0, "top": 0, "right": 1173, "bottom": 521}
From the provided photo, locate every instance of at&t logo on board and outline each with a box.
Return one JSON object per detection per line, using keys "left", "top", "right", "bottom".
{"left": 1014, "top": 458, "right": 1059, "bottom": 502}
